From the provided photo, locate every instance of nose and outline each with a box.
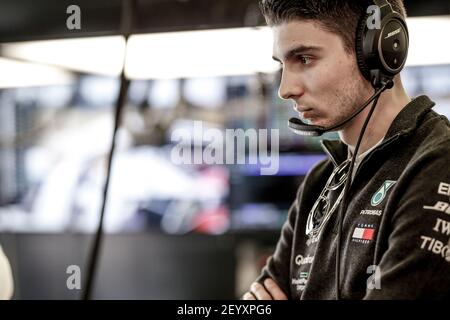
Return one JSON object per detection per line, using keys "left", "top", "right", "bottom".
{"left": 278, "top": 68, "right": 305, "bottom": 101}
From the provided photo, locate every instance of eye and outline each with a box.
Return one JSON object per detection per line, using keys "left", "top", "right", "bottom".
{"left": 297, "top": 55, "right": 312, "bottom": 65}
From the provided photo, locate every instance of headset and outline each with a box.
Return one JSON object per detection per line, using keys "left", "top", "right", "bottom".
{"left": 288, "top": 0, "right": 408, "bottom": 136}
{"left": 286, "top": 0, "right": 409, "bottom": 299}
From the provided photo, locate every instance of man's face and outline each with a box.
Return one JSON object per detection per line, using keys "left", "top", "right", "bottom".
{"left": 272, "top": 20, "right": 373, "bottom": 128}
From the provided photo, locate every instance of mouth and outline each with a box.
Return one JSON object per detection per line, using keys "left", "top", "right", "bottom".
{"left": 293, "top": 103, "right": 313, "bottom": 113}
{"left": 299, "top": 108, "right": 314, "bottom": 114}
{"left": 294, "top": 105, "right": 315, "bottom": 119}
{"left": 292, "top": 104, "right": 322, "bottom": 124}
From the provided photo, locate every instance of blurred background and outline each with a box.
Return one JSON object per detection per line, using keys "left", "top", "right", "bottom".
{"left": 0, "top": 0, "right": 449, "bottom": 299}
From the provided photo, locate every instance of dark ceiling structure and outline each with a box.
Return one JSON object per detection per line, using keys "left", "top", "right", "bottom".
{"left": 0, "top": 0, "right": 449, "bottom": 43}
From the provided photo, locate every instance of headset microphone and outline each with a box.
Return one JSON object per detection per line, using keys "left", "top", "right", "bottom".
{"left": 287, "top": 79, "right": 393, "bottom": 137}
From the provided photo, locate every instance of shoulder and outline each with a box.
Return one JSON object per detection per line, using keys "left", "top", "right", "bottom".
{"left": 415, "top": 109, "right": 450, "bottom": 154}
{"left": 403, "top": 108, "right": 450, "bottom": 172}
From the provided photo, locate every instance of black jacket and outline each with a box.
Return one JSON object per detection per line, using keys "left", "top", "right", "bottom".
{"left": 257, "top": 95, "right": 450, "bottom": 299}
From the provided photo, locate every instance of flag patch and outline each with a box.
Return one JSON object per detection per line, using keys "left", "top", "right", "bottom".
{"left": 352, "top": 227, "right": 375, "bottom": 240}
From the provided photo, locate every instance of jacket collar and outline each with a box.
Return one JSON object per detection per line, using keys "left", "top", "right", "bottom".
{"left": 320, "top": 95, "right": 436, "bottom": 166}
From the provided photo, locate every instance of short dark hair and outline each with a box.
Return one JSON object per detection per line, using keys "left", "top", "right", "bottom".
{"left": 259, "top": 0, "right": 407, "bottom": 54}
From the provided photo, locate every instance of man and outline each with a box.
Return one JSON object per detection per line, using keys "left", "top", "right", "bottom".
{"left": 0, "top": 245, "right": 13, "bottom": 299}
{"left": 243, "top": 0, "right": 450, "bottom": 300}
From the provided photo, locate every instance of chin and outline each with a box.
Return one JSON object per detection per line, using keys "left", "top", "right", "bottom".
{"left": 308, "top": 118, "right": 326, "bottom": 127}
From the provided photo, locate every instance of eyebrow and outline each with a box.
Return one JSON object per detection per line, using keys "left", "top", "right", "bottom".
{"left": 272, "top": 45, "right": 322, "bottom": 62}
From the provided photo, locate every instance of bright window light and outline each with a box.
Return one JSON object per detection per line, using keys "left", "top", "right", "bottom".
{"left": 2, "top": 36, "right": 126, "bottom": 77}
{"left": 0, "top": 58, "right": 74, "bottom": 88}
{"left": 406, "top": 16, "right": 450, "bottom": 67}
{"left": 1, "top": 16, "right": 450, "bottom": 79}
{"left": 125, "top": 27, "right": 279, "bottom": 79}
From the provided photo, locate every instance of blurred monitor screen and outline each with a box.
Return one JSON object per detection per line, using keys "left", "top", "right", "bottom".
{"left": 229, "top": 153, "right": 326, "bottom": 230}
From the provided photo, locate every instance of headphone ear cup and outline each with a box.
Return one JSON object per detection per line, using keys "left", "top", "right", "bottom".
{"left": 355, "top": 13, "right": 371, "bottom": 82}
{"left": 378, "top": 15, "right": 409, "bottom": 75}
